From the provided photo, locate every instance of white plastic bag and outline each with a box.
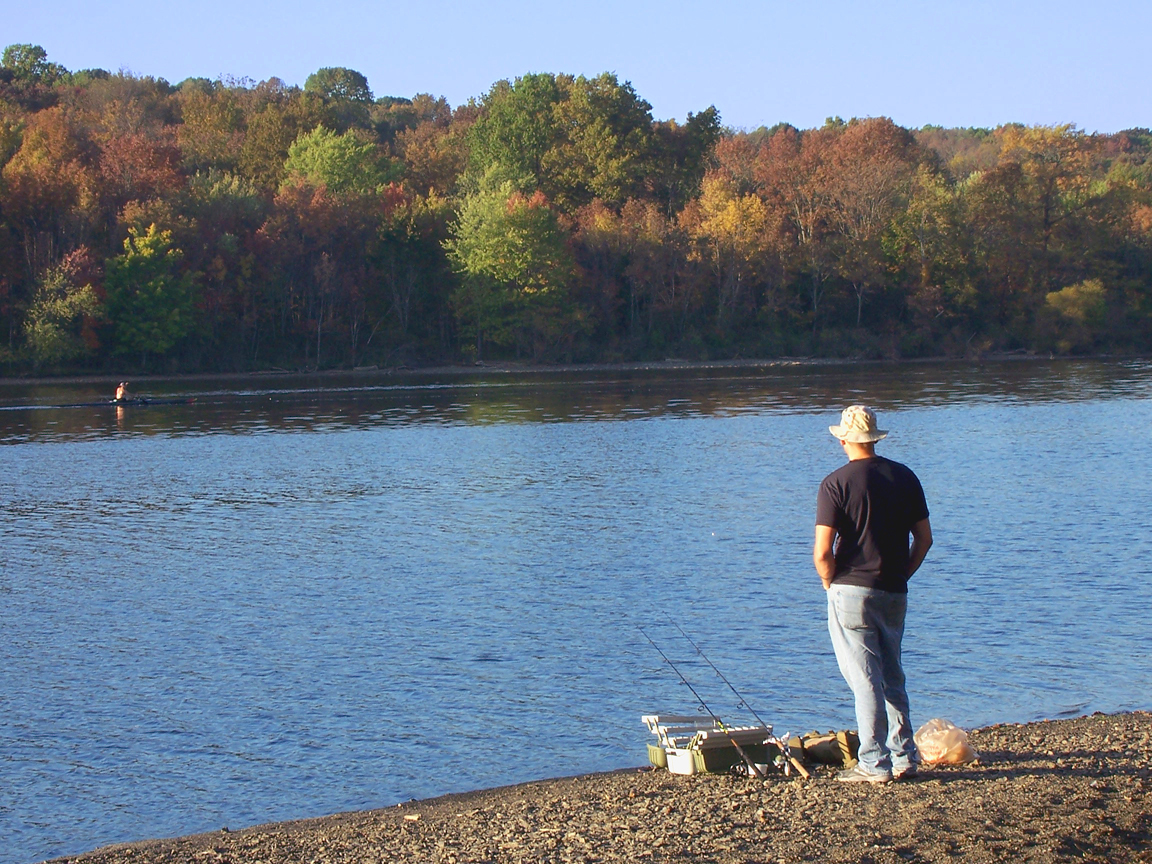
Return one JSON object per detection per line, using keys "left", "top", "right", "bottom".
{"left": 914, "top": 718, "right": 977, "bottom": 765}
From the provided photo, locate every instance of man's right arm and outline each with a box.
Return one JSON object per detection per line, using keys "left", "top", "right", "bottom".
{"left": 814, "top": 524, "right": 837, "bottom": 590}
{"left": 907, "top": 518, "right": 932, "bottom": 578}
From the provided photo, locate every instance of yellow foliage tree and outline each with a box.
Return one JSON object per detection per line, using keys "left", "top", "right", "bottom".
{"left": 694, "top": 175, "right": 774, "bottom": 328}
{"left": 1044, "top": 278, "right": 1107, "bottom": 353}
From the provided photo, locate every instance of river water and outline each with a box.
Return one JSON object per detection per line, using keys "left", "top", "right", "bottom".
{"left": 1, "top": 360, "right": 1150, "bottom": 863}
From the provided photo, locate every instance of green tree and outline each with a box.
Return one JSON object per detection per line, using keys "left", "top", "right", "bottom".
{"left": 304, "top": 67, "right": 372, "bottom": 130}
{"left": 543, "top": 73, "right": 655, "bottom": 208}
{"left": 465, "top": 73, "right": 563, "bottom": 193}
{"left": 444, "top": 182, "right": 582, "bottom": 359}
{"left": 104, "top": 224, "right": 197, "bottom": 365}
{"left": 888, "top": 165, "right": 963, "bottom": 294}
{"left": 305, "top": 67, "right": 373, "bottom": 103}
{"left": 1, "top": 44, "right": 67, "bottom": 84}
{"left": 23, "top": 254, "right": 102, "bottom": 367}
{"left": 368, "top": 191, "right": 455, "bottom": 356}
{"left": 466, "top": 72, "right": 664, "bottom": 211}
{"left": 68, "top": 68, "right": 110, "bottom": 87}
{"left": 282, "top": 125, "right": 398, "bottom": 195}
{"left": 885, "top": 164, "right": 973, "bottom": 349}
{"left": 0, "top": 104, "right": 24, "bottom": 170}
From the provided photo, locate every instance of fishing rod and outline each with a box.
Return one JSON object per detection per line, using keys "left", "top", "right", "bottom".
{"left": 638, "top": 625, "right": 767, "bottom": 780}
{"left": 666, "top": 616, "right": 772, "bottom": 732}
{"left": 665, "top": 616, "right": 811, "bottom": 779}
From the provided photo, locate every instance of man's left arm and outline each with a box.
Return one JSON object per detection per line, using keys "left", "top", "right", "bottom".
{"left": 814, "top": 524, "right": 837, "bottom": 590}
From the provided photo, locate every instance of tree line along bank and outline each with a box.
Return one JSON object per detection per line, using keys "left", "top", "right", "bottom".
{"left": 2, "top": 43, "right": 1151, "bottom": 374}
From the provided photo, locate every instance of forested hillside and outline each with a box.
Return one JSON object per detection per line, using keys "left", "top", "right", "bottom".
{"left": 2, "top": 44, "right": 1150, "bottom": 374}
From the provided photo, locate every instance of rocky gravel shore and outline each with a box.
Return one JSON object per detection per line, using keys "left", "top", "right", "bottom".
{"left": 53, "top": 711, "right": 1151, "bottom": 864}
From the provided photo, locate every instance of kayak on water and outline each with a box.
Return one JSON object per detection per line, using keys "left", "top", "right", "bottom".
{"left": 47, "top": 397, "right": 198, "bottom": 408}
{"left": 112, "top": 397, "right": 196, "bottom": 406}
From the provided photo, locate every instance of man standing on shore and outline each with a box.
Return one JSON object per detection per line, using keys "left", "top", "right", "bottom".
{"left": 814, "top": 405, "right": 932, "bottom": 783}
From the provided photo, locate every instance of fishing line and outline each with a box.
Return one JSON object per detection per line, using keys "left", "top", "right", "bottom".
{"left": 637, "top": 625, "right": 721, "bottom": 723}
{"left": 665, "top": 615, "right": 773, "bottom": 734}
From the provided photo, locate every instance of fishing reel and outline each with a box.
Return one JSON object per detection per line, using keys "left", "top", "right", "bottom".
{"left": 728, "top": 758, "right": 780, "bottom": 779}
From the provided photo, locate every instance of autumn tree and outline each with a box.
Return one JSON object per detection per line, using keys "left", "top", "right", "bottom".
{"left": 650, "top": 108, "right": 721, "bottom": 213}
{"left": 571, "top": 200, "right": 634, "bottom": 348}
{"left": 572, "top": 198, "right": 700, "bottom": 351}
{"left": 396, "top": 119, "right": 470, "bottom": 197}
{"left": 176, "top": 82, "right": 244, "bottom": 172}
{"left": 711, "top": 134, "right": 762, "bottom": 196}
{"left": 754, "top": 123, "right": 840, "bottom": 335}
{"left": 621, "top": 200, "right": 696, "bottom": 346}
{"left": 995, "top": 124, "right": 1099, "bottom": 297}
{"left": 691, "top": 175, "right": 777, "bottom": 329}
{"left": 179, "top": 170, "right": 268, "bottom": 366}
{"left": 1042, "top": 277, "right": 1108, "bottom": 353}
{"left": 237, "top": 82, "right": 326, "bottom": 191}
{"left": 914, "top": 125, "right": 1000, "bottom": 180}
{"left": 1, "top": 106, "right": 99, "bottom": 290}
{"left": 97, "top": 129, "right": 183, "bottom": 217}
{"left": 1, "top": 58, "right": 1150, "bottom": 372}
{"left": 259, "top": 179, "right": 398, "bottom": 369}
{"left": 822, "top": 117, "right": 919, "bottom": 326}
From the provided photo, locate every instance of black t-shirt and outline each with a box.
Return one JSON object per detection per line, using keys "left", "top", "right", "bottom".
{"left": 816, "top": 455, "right": 929, "bottom": 593}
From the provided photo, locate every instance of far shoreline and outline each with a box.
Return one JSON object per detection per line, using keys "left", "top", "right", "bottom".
{"left": 1, "top": 350, "right": 1140, "bottom": 390}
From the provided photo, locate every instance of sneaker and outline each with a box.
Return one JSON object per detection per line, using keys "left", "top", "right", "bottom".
{"left": 892, "top": 765, "right": 919, "bottom": 781}
{"left": 836, "top": 764, "right": 892, "bottom": 783}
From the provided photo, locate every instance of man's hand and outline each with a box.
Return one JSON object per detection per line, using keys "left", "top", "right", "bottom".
{"left": 814, "top": 524, "right": 837, "bottom": 590}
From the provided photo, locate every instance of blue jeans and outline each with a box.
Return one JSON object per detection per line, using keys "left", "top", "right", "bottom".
{"left": 827, "top": 584, "right": 918, "bottom": 774}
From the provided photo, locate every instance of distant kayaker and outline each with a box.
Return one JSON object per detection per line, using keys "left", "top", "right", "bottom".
{"left": 814, "top": 405, "right": 933, "bottom": 783}
{"left": 114, "top": 382, "right": 130, "bottom": 402}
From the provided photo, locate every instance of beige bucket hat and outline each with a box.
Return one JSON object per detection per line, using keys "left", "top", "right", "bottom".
{"left": 828, "top": 405, "right": 888, "bottom": 443}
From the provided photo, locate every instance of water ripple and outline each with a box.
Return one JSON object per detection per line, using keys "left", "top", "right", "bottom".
{"left": 0, "top": 360, "right": 1149, "bottom": 863}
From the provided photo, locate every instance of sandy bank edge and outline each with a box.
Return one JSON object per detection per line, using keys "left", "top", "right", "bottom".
{"left": 49, "top": 710, "right": 1152, "bottom": 864}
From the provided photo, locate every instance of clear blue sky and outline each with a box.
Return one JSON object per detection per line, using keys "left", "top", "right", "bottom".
{"left": 6, "top": 0, "right": 1149, "bottom": 132}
